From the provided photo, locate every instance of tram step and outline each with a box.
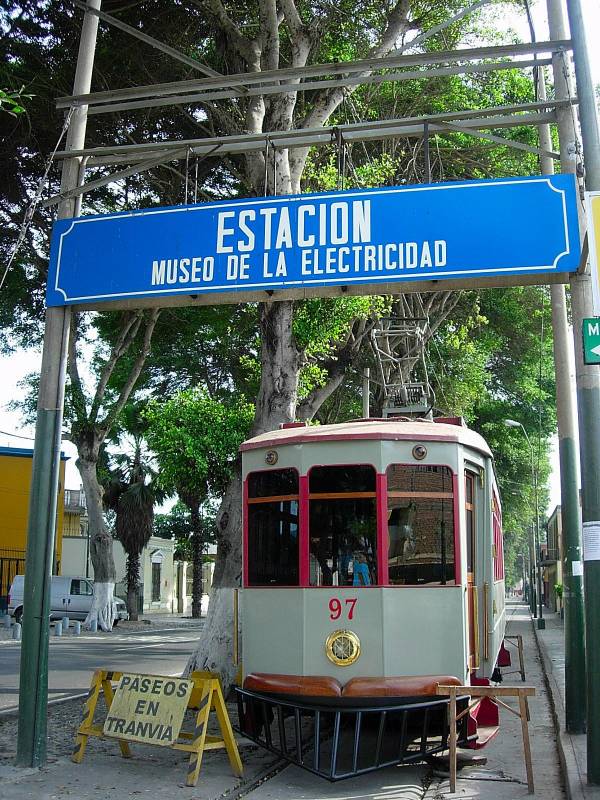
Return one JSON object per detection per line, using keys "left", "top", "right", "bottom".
{"left": 471, "top": 724, "right": 500, "bottom": 748}
{"left": 467, "top": 695, "right": 500, "bottom": 749}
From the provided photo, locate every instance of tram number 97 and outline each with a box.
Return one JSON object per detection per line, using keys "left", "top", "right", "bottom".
{"left": 329, "top": 597, "right": 357, "bottom": 621}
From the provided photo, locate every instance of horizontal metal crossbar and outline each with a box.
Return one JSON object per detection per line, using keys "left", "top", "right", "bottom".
{"left": 79, "top": 58, "right": 553, "bottom": 116}
{"left": 43, "top": 111, "right": 559, "bottom": 206}
{"left": 56, "top": 39, "right": 571, "bottom": 111}
{"left": 434, "top": 120, "right": 560, "bottom": 158}
{"left": 72, "top": 0, "right": 222, "bottom": 79}
{"left": 53, "top": 101, "right": 569, "bottom": 163}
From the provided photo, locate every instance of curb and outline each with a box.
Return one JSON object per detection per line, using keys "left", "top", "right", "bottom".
{"left": 531, "top": 617, "right": 593, "bottom": 800}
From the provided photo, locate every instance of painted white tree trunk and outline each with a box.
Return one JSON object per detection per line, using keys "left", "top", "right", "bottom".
{"left": 85, "top": 581, "right": 117, "bottom": 632}
{"left": 78, "top": 455, "right": 117, "bottom": 632}
{"left": 185, "top": 470, "right": 243, "bottom": 687}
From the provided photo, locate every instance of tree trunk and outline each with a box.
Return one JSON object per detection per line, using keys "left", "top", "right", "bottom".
{"left": 185, "top": 0, "right": 415, "bottom": 688}
{"left": 186, "top": 301, "right": 301, "bottom": 683}
{"left": 78, "top": 455, "right": 117, "bottom": 631}
{"left": 186, "top": 464, "right": 242, "bottom": 685}
{"left": 190, "top": 506, "right": 204, "bottom": 619}
{"left": 126, "top": 550, "right": 140, "bottom": 622}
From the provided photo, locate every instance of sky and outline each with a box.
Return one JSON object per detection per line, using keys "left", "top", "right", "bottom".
{"left": 0, "top": 0, "right": 599, "bottom": 508}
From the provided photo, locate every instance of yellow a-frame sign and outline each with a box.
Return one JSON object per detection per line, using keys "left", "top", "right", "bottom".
{"left": 72, "top": 669, "right": 243, "bottom": 787}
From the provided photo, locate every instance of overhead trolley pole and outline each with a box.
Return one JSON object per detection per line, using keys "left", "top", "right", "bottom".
{"left": 563, "top": 0, "right": 600, "bottom": 779}
{"left": 16, "top": 0, "right": 101, "bottom": 768}
{"left": 544, "top": 0, "right": 586, "bottom": 735}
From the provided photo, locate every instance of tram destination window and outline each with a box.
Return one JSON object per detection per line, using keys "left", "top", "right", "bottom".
{"left": 309, "top": 465, "right": 377, "bottom": 587}
{"left": 387, "top": 465, "right": 455, "bottom": 585}
{"left": 247, "top": 469, "right": 299, "bottom": 586}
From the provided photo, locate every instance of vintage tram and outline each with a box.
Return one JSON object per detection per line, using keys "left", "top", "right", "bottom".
{"left": 236, "top": 416, "right": 507, "bottom": 779}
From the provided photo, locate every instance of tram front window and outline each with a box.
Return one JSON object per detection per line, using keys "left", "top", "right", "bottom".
{"left": 247, "top": 469, "right": 299, "bottom": 585}
{"left": 309, "top": 465, "right": 377, "bottom": 586}
{"left": 387, "top": 465, "right": 455, "bottom": 585}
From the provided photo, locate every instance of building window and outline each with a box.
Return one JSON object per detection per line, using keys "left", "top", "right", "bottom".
{"left": 247, "top": 469, "right": 299, "bottom": 586}
{"left": 151, "top": 562, "right": 161, "bottom": 601}
{"left": 309, "top": 465, "right": 377, "bottom": 587}
{"left": 387, "top": 464, "right": 455, "bottom": 585}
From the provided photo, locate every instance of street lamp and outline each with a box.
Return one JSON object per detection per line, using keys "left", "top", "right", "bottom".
{"left": 504, "top": 419, "right": 545, "bottom": 629}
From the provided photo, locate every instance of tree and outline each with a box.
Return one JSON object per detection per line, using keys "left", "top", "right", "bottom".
{"left": 67, "top": 310, "right": 161, "bottom": 630}
{"left": 145, "top": 389, "right": 254, "bottom": 617}
{"left": 183, "top": 0, "right": 526, "bottom": 684}
{"left": 1, "top": 0, "right": 556, "bottom": 669}
{"left": 154, "top": 501, "right": 219, "bottom": 562}
{"left": 103, "top": 408, "right": 162, "bottom": 621}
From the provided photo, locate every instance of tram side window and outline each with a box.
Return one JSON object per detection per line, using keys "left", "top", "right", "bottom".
{"left": 247, "top": 469, "right": 299, "bottom": 586}
{"left": 387, "top": 465, "right": 455, "bottom": 585}
{"left": 309, "top": 465, "right": 378, "bottom": 587}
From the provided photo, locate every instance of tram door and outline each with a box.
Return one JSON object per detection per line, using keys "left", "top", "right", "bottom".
{"left": 465, "top": 471, "right": 479, "bottom": 673}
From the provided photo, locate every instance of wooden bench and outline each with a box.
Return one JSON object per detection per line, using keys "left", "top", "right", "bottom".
{"left": 436, "top": 684, "right": 536, "bottom": 794}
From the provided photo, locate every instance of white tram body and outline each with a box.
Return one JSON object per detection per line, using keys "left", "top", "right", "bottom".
{"left": 240, "top": 417, "right": 506, "bottom": 691}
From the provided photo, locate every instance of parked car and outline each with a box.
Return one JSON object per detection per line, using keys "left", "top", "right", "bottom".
{"left": 8, "top": 575, "right": 129, "bottom": 625}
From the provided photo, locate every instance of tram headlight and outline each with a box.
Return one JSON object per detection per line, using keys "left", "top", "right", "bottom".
{"left": 412, "top": 444, "right": 427, "bottom": 460}
{"left": 325, "top": 629, "right": 361, "bottom": 667}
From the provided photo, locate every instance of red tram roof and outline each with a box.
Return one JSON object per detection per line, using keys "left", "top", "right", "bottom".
{"left": 240, "top": 418, "right": 492, "bottom": 457}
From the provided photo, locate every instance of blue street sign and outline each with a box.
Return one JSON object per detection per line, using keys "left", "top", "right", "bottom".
{"left": 47, "top": 174, "right": 580, "bottom": 308}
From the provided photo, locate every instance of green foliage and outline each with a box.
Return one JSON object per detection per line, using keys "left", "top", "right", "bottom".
{"left": 154, "top": 501, "right": 217, "bottom": 561}
{"left": 0, "top": 86, "right": 31, "bottom": 116}
{"left": 426, "top": 286, "right": 556, "bottom": 585}
{"left": 144, "top": 389, "right": 254, "bottom": 505}
{"left": 1, "top": 0, "right": 563, "bottom": 593}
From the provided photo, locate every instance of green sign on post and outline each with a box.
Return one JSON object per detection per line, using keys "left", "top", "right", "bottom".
{"left": 584, "top": 318, "right": 600, "bottom": 365}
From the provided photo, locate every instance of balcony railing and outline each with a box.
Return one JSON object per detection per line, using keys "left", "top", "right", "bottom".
{"left": 64, "top": 490, "right": 87, "bottom": 510}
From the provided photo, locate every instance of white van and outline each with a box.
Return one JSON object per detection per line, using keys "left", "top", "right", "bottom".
{"left": 8, "top": 575, "right": 129, "bottom": 625}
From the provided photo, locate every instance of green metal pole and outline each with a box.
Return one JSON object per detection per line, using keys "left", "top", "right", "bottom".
{"left": 564, "top": 0, "right": 600, "bottom": 781}
{"left": 546, "top": 0, "right": 587, "bottom": 735}
{"left": 15, "top": 0, "right": 101, "bottom": 768}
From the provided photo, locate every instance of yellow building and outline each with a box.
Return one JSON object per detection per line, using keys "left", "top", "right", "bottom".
{"left": 0, "top": 446, "right": 66, "bottom": 609}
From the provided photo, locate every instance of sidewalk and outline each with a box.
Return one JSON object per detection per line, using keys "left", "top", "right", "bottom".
{"left": 533, "top": 607, "right": 600, "bottom": 800}
{"left": 0, "top": 599, "right": 568, "bottom": 799}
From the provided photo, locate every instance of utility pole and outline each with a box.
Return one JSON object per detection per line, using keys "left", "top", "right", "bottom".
{"left": 562, "top": 0, "right": 600, "bottom": 779}
{"left": 538, "top": 6, "right": 586, "bottom": 730}
{"left": 16, "top": 0, "right": 101, "bottom": 768}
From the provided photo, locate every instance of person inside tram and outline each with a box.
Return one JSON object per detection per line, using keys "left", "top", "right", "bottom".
{"left": 352, "top": 551, "right": 371, "bottom": 586}
{"left": 388, "top": 502, "right": 417, "bottom": 560}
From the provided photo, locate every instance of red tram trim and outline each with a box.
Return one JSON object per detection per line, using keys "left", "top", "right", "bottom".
{"left": 376, "top": 472, "right": 389, "bottom": 585}
{"left": 241, "top": 431, "right": 470, "bottom": 449}
{"left": 242, "top": 477, "right": 249, "bottom": 588}
{"left": 453, "top": 472, "right": 462, "bottom": 585}
{"left": 299, "top": 474, "right": 310, "bottom": 586}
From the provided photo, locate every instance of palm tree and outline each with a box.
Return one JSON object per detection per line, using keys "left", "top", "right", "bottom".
{"left": 104, "top": 420, "right": 161, "bottom": 620}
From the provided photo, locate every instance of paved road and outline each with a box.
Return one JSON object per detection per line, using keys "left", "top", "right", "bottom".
{"left": 0, "top": 627, "right": 204, "bottom": 713}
